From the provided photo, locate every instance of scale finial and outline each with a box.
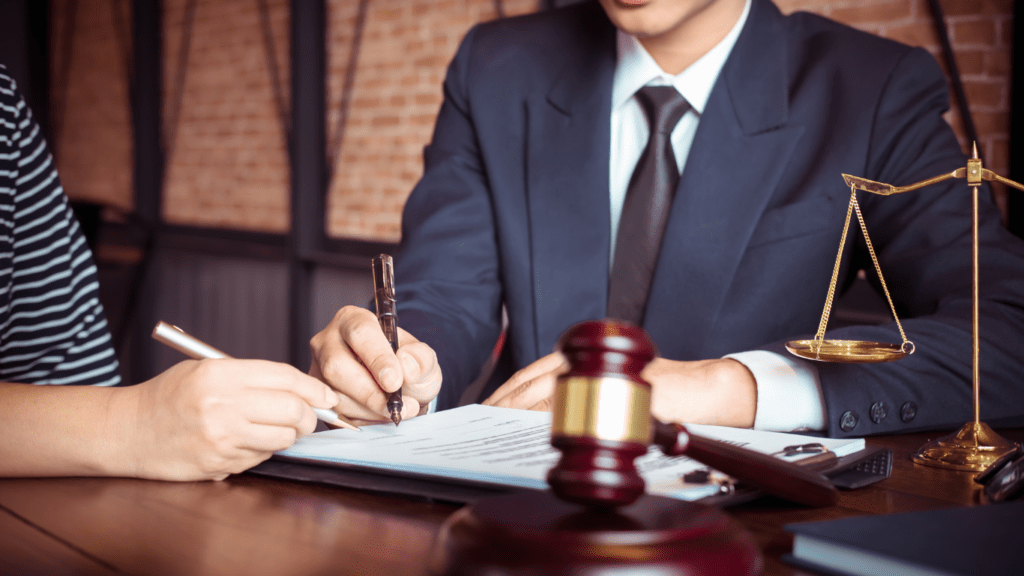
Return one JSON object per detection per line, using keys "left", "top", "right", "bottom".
{"left": 972, "top": 141, "right": 978, "bottom": 159}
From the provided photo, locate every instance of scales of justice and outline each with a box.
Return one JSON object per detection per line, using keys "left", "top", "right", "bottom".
{"left": 785, "top": 144, "right": 1024, "bottom": 471}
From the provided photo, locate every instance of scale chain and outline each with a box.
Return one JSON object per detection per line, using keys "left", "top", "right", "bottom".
{"left": 851, "top": 191, "right": 912, "bottom": 350}
{"left": 814, "top": 187, "right": 857, "bottom": 346}
{"left": 814, "top": 184, "right": 914, "bottom": 355}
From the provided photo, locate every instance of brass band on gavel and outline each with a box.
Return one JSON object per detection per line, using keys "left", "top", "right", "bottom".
{"left": 551, "top": 376, "right": 652, "bottom": 444}
{"left": 546, "top": 320, "right": 658, "bottom": 507}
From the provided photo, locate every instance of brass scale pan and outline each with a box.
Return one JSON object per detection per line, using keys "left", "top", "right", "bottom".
{"left": 785, "top": 339, "right": 913, "bottom": 363}
{"left": 785, "top": 175, "right": 916, "bottom": 364}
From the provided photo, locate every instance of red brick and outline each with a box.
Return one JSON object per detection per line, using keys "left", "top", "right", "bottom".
{"left": 971, "top": 111, "right": 1010, "bottom": 135}
{"left": 953, "top": 19, "right": 997, "bottom": 44}
{"left": 984, "top": 50, "right": 1011, "bottom": 75}
{"left": 962, "top": 80, "right": 1004, "bottom": 107}
{"left": 830, "top": 0, "right": 913, "bottom": 26}
{"left": 884, "top": 20, "right": 941, "bottom": 49}
{"left": 951, "top": 49, "right": 984, "bottom": 75}
{"left": 999, "top": 20, "right": 1012, "bottom": 43}
{"left": 987, "top": 137, "right": 1009, "bottom": 171}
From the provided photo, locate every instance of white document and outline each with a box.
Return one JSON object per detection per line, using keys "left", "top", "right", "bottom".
{"left": 278, "top": 404, "right": 864, "bottom": 502}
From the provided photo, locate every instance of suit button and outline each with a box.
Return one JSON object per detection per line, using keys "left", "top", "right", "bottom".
{"left": 869, "top": 402, "right": 887, "bottom": 424}
{"left": 840, "top": 410, "right": 859, "bottom": 432}
{"left": 900, "top": 402, "right": 917, "bottom": 423}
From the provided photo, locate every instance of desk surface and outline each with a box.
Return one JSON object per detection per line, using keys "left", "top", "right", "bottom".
{"left": 1, "top": 428, "right": 1019, "bottom": 576}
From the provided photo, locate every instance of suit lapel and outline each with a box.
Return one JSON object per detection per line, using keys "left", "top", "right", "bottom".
{"left": 644, "top": 0, "right": 806, "bottom": 358}
{"left": 525, "top": 6, "right": 617, "bottom": 357}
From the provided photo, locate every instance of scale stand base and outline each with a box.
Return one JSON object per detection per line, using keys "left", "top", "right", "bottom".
{"left": 911, "top": 421, "right": 1017, "bottom": 472}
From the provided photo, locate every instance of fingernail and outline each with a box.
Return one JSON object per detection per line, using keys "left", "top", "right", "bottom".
{"left": 379, "top": 367, "right": 400, "bottom": 391}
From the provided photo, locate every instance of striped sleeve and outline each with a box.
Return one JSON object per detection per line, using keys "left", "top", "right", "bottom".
{"left": 0, "top": 64, "right": 121, "bottom": 386}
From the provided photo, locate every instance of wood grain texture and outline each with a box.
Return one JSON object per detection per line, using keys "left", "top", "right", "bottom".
{"left": 0, "top": 505, "right": 120, "bottom": 575}
{"left": 0, "top": 430, "right": 1019, "bottom": 576}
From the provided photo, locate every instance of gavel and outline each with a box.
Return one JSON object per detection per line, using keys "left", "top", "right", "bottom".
{"left": 431, "top": 320, "right": 836, "bottom": 576}
{"left": 547, "top": 320, "right": 838, "bottom": 509}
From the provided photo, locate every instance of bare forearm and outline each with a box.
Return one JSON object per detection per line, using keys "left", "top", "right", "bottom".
{"left": 0, "top": 383, "right": 137, "bottom": 478}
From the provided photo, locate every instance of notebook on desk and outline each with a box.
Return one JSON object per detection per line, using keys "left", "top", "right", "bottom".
{"left": 784, "top": 501, "right": 1024, "bottom": 576}
{"left": 248, "top": 404, "right": 868, "bottom": 504}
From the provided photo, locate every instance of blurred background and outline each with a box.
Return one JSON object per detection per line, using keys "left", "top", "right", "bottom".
{"left": 0, "top": 0, "right": 1019, "bottom": 387}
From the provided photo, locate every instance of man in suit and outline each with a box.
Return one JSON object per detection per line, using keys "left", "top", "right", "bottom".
{"left": 309, "top": 0, "right": 1024, "bottom": 437}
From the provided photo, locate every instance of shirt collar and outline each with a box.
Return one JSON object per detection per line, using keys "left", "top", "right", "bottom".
{"left": 611, "top": 0, "right": 752, "bottom": 115}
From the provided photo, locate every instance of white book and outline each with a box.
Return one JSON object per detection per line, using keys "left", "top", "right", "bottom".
{"left": 277, "top": 404, "right": 864, "bottom": 502}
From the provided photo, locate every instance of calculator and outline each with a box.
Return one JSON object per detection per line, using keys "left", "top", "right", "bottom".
{"left": 820, "top": 446, "right": 893, "bottom": 490}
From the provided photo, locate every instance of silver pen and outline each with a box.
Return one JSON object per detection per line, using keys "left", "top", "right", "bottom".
{"left": 152, "top": 321, "right": 359, "bottom": 432}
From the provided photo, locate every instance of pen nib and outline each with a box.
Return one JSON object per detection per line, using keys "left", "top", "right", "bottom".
{"left": 390, "top": 409, "right": 402, "bottom": 426}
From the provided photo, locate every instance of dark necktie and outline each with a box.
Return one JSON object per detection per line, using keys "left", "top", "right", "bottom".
{"left": 607, "top": 85, "right": 690, "bottom": 326}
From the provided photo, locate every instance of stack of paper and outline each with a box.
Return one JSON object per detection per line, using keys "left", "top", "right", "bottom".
{"left": 278, "top": 404, "right": 864, "bottom": 502}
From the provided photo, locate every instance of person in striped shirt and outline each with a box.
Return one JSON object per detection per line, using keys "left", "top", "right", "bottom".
{"left": 0, "top": 65, "right": 339, "bottom": 481}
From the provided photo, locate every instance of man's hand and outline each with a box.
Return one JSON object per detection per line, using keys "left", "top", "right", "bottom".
{"left": 483, "top": 352, "right": 568, "bottom": 411}
{"left": 308, "top": 305, "right": 442, "bottom": 425}
{"left": 643, "top": 358, "right": 756, "bottom": 428}
{"left": 122, "top": 359, "right": 340, "bottom": 481}
{"left": 484, "top": 355, "right": 757, "bottom": 428}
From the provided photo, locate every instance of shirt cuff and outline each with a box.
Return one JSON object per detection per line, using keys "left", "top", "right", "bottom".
{"left": 425, "top": 396, "right": 438, "bottom": 414}
{"left": 724, "top": 350, "right": 827, "bottom": 432}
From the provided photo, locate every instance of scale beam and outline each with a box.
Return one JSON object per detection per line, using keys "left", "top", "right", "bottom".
{"left": 803, "top": 144, "right": 1022, "bottom": 471}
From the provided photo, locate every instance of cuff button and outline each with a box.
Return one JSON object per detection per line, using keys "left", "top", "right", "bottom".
{"left": 869, "top": 401, "right": 888, "bottom": 424}
{"left": 900, "top": 401, "right": 917, "bottom": 423}
{"left": 840, "top": 410, "right": 859, "bottom": 432}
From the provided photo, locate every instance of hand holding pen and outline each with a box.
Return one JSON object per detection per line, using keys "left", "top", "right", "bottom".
{"left": 153, "top": 322, "right": 359, "bottom": 432}
{"left": 307, "top": 259, "right": 443, "bottom": 426}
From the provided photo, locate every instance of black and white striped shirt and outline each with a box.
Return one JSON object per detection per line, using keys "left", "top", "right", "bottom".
{"left": 1, "top": 65, "right": 121, "bottom": 386}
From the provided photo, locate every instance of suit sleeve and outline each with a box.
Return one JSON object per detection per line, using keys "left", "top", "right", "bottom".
{"left": 803, "top": 48, "right": 1024, "bottom": 436}
{"left": 392, "top": 27, "right": 505, "bottom": 410}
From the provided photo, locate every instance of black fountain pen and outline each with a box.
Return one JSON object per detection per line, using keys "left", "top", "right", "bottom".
{"left": 373, "top": 254, "right": 403, "bottom": 426}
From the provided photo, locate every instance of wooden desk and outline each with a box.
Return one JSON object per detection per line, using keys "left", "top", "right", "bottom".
{"left": 1, "top": 429, "right": 1019, "bottom": 576}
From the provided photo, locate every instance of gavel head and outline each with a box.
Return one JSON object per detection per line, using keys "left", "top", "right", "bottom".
{"left": 546, "top": 320, "right": 657, "bottom": 509}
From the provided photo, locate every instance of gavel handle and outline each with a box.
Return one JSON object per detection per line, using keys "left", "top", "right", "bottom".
{"left": 653, "top": 420, "right": 839, "bottom": 508}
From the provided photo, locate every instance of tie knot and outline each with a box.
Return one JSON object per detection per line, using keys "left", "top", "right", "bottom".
{"left": 636, "top": 86, "right": 690, "bottom": 135}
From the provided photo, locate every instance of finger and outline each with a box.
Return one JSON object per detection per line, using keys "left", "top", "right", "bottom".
{"left": 528, "top": 395, "right": 555, "bottom": 412}
{"left": 226, "top": 359, "right": 338, "bottom": 410}
{"left": 332, "top": 389, "right": 396, "bottom": 422}
{"left": 331, "top": 306, "right": 404, "bottom": 394}
{"left": 396, "top": 341, "right": 442, "bottom": 403}
{"left": 237, "top": 389, "right": 319, "bottom": 435}
{"left": 485, "top": 352, "right": 566, "bottom": 406}
{"left": 233, "top": 423, "right": 302, "bottom": 453}
{"left": 309, "top": 338, "right": 391, "bottom": 419}
{"left": 487, "top": 371, "right": 558, "bottom": 410}
{"left": 399, "top": 395, "right": 422, "bottom": 422}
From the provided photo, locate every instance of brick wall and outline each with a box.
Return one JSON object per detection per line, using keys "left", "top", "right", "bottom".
{"left": 161, "top": 0, "right": 292, "bottom": 232}
{"left": 325, "top": 0, "right": 539, "bottom": 241}
{"left": 52, "top": 0, "right": 1014, "bottom": 238}
{"left": 776, "top": 0, "right": 1014, "bottom": 213}
{"left": 50, "top": 0, "right": 133, "bottom": 212}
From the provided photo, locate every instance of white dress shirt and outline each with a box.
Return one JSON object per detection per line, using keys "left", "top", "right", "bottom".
{"left": 609, "top": 0, "right": 827, "bottom": 432}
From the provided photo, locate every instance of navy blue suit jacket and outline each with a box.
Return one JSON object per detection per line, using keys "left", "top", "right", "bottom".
{"left": 394, "top": 0, "right": 1024, "bottom": 436}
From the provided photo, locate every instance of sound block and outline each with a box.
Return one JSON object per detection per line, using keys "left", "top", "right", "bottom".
{"left": 429, "top": 490, "right": 762, "bottom": 576}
